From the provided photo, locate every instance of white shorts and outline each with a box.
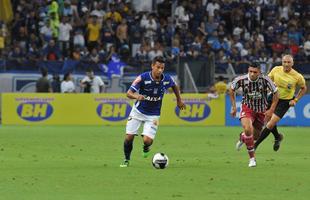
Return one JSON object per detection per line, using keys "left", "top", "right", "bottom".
{"left": 126, "top": 105, "right": 160, "bottom": 139}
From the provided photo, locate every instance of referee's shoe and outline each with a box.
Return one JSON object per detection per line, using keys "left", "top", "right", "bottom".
{"left": 273, "top": 133, "right": 283, "bottom": 151}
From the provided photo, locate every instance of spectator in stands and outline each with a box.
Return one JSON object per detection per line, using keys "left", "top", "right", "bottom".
{"left": 61, "top": 72, "right": 76, "bottom": 93}
{"left": 36, "top": 68, "right": 52, "bottom": 93}
{"left": 303, "top": 34, "right": 310, "bottom": 61}
{"left": 51, "top": 74, "right": 61, "bottom": 93}
{"left": 80, "top": 68, "right": 105, "bottom": 93}
{"left": 130, "top": 16, "right": 142, "bottom": 58}
{"left": 27, "top": 42, "right": 41, "bottom": 61}
{"left": 85, "top": 48, "right": 102, "bottom": 64}
{"left": 15, "top": 27, "right": 28, "bottom": 50}
{"left": 73, "top": 29, "right": 85, "bottom": 48}
{"left": 49, "top": 12, "right": 60, "bottom": 39}
{"left": 42, "top": 39, "right": 62, "bottom": 61}
{"left": 142, "top": 14, "right": 158, "bottom": 43}
{"left": 40, "top": 19, "right": 54, "bottom": 45}
{"left": 105, "top": 3, "right": 122, "bottom": 24}
{"left": 86, "top": 15, "right": 101, "bottom": 50}
{"left": 206, "top": 0, "right": 220, "bottom": 18}
{"left": 58, "top": 16, "right": 72, "bottom": 57}
{"left": 101, "top": 18, "right": 116, "bottom": 51}
{"left": 116, "top": 18, "right": 129, "bottom": 49}
{"left": 8, "top": 45, "right": 26, "bottom": 64}
{"left": 63, "top": 0, "right": 73, "bottom": 17}
{"left": 148, "top": 41, "right": 163, "bottom": 61}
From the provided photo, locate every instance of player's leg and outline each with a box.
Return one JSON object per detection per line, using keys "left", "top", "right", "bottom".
{"left": 236, "top": 131, "right": 244, "bottom": 151}
{"left": 269, "top": 100, "right": 289, "bottom": 151}
{"left": 240, "top": 117, "right": 256, "bottom": 167}
{"left": 120, "top": 117, "right": 142, "bottom": 167}
{"left": 141, "top": 119, "right": 158, "bottom": 158}
{"left": 235, "top": 104, "right": 252, "bottom": 151}
{"left": 121, "top": 134, "right": 135, "bottom": 167}
{"left": 254, "top": 113, "right": 280, "bottom": 150}
{"left": 236, "top": 124, "right": 261, "bottom": 151}
{"left": 142, "top": 135, "right": 153, "bottom": 158}
{"left": 252, "top": 112, "right": 264, "bottom": 141}
{"left": 272, "top": 125, "right": 283, "bottom": 151}
{"left": 255, "top": 99, "right": 289, "bottom": 150}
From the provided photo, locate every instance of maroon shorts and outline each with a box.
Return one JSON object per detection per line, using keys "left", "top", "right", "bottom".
{"left": 240, "top": 104, "right": 265, "bottom": 130}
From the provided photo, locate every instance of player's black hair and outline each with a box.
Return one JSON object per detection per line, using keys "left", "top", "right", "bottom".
{"left": 63, "top": 72, "right": 71, "bottom": 81}
{"left": 86, "top": 67, "right": 93, "bottom": 73}
{"left": 40, "top": 67, "right": 48, "bottom": 77}
{"left": 249, "top": 62, "right": 261, "bottom": 69}
{"left": 152, "top": 56, "right": 165, "bottom": 65}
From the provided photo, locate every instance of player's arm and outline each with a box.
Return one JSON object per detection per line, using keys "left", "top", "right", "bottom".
{"left": 264, "top": 75, "right": 279, "bottom": 120}
{"left": 265, "top": 90, "right": 279, "bottom": 121}
{"left": 126, "top": 75, "right": 144, "bottom": 100}
{"left": 171, "top": 85, "right": 185, "bottom": 110}
{"left": 126, "top": 89, "right": 145, "bottom": 101}
{"left": 290, "top": 76, "right": 307, "bottom": 106}
{"left": 229, "top": 87, "right": 237, "bottom": 117}
{"left": 229, "top": 77, "right": 240, "bottom": 117}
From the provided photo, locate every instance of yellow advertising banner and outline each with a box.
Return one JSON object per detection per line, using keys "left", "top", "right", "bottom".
{"left": 1, "top": 93, "right": 225, "bottom": 126}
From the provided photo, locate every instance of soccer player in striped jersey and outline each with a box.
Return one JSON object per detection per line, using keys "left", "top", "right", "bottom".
{"left": 254, "top": 55, "right": 307, "bottom": 151}
{"left": 120, "top": 56, "right": 186, "bottom": 167}
{"left": 230, "top": 63, "right": 279, "bottom": 167}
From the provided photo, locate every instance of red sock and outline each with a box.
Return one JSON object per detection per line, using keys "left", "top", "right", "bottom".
{"left": 243, "top": 134, "right": 255, "bottom": 158}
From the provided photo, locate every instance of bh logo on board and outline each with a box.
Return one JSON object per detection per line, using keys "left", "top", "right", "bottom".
{"left": 175, "top": 101, "right": 210, "bottom": 122}
{"left": 96, "top": 101, "right": 131, "bottom": 121}
{"left": 17, "top": 102, "right": 53, "bottom": 121}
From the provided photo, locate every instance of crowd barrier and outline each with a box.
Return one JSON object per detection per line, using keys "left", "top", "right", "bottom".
{"left": 2, "top": 93, "right": 309, "bottom": 126}
{"left": 1, "top": 93, "right": 225, "bottom": 126}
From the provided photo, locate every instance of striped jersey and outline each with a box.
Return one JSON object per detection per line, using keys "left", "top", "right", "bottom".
{"left": 231, "top": 74, "right": 277, "bottom": 112}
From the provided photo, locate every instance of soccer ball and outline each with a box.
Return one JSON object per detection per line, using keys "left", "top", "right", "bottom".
{"left": 152, "top": 153, "right": 169, "bottom": 169}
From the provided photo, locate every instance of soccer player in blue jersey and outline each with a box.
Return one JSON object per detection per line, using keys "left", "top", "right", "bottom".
{"left": 120, "top": 56, "right": 186, "bottom": 167}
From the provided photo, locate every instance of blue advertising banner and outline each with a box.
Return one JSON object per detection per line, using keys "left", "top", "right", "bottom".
{"left": 225, "top": 95, "right": 310, "bottom": 126}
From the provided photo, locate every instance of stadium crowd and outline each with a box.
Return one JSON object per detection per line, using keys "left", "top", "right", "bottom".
{"left": 0, "top": 0, "right": 309, "bottom": 74}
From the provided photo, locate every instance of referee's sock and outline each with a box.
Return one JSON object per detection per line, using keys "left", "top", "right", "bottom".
{"left": 254, "top": 127, "right": 271, "bottom": 149}
{"left": 124, "top": 139, "right": 133, "bottom": 161}
{"left": 271, "top": 125, "right": 280, "bottom": 140}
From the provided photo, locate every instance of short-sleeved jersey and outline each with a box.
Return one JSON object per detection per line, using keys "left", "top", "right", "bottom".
{"left": 231, "top": 74, "right": 277, "bottom": 112}
{"left": 129, "top": 72, "right": 176, "bottom": 116}
{"left": 268, "top": 66, "right": 306, "bottom": 100}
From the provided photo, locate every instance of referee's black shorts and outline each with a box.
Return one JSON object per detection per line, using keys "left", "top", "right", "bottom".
{"left": 267, "top": 94, "right": 292, "bottom": 119}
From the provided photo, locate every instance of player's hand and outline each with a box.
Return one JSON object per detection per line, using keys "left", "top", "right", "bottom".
{"left": 230, "top": 107, "right": 237, "bottom": 117}
{"left": 177, "top": 101, "right": 186, "bottom": 110}
{"left": 289, "top": 100, "right": 297, "bottom": 106}
{"left": 136, "top": 94, "right": 145, "bottom": 101}
{"left": 264, "top": 109, "right": 272, "bottom": 122}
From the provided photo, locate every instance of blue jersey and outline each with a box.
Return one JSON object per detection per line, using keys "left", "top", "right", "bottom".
{"left": 129, "top": 71, "right": 176, "bottom": 116}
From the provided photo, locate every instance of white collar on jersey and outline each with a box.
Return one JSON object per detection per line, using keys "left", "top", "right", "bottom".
{"left": 247, "top": 73, "right": 260, "bottom": 82}
{"left": 149, "top": 72, "right": 165, "bottom": 82}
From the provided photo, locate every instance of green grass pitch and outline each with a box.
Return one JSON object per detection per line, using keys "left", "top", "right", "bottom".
{"left": 0, "top": 126, "right": 309, "bottom": 200}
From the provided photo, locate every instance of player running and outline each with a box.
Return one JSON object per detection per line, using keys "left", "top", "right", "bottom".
{"left": 230, "top": 63, "right": 279, "bottom": 167}
{"left": 120, "top": 56, "right": 186, "bottom": 167}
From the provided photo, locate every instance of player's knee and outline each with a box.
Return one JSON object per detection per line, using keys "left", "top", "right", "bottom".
{"left": 243, "top": 126, "right": 253, "bottom": 136}
{"left": 266, "top": 121, "right": 277, "bottom": 130}
{"left": 125, "top": 134, "right": 135, "bottom": 141}
{"left": 143, "top": 136, "right": 153, "bottom": 146}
